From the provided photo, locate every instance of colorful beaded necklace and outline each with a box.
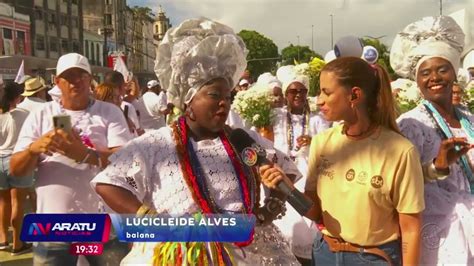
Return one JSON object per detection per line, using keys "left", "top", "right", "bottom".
{"left": 172, "top": 116, "right": 258, "bottom": 243}
{"left": 286, "top": 106, "right": 309, "bottom": 152}
{"left": 422, "top": 100, "right": 474, "bottom": 193}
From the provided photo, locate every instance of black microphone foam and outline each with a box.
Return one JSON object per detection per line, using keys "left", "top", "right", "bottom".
{"left": 229, "top": 128, "right": 313, "bottom": 216}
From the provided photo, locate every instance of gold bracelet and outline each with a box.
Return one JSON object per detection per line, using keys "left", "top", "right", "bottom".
{"left": 136, "top": 204, "right": 151, "bottom": 217}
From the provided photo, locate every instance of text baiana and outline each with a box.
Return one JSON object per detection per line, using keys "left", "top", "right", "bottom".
{"left": 125, "top": 217, "right": 237, "bottom": 227}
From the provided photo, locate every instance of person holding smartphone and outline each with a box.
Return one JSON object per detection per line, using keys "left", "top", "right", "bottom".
{"left": 9, "top": 53, "right": 132, "bottom": 265}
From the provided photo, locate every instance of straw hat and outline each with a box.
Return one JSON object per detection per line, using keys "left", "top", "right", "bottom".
{"left": 22, "top": 77, "right": 47, "bottom": 97}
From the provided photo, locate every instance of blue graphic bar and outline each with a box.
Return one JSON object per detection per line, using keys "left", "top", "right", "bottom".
{"left": 110, "top": 214, "right": 256, "bottom": 242}
{"left": 20, "top": 214, "right": 111, "bottom": 242}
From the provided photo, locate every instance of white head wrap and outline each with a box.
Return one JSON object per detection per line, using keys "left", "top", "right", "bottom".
{"left": 256, "top": 72, "right": 282, "bottom": 90}
{"left": 456, "top": 68, "right": 470, "bottom": 89}
{"left": 154, "top": 18, "right": 248, "bottom": 109}
{"left": 276, "top": 65, "right": 310, "bottom": 94}
{"left": 324, "top": 50, "right": 337, "bottom": 63}
{"left": 463, "top": 50, "right": 474, "bottom": 70}
{"left": 390, "top": 16, "right": 464, "bottom": 79}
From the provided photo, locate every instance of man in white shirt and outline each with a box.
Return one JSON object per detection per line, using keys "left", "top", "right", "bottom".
{"left": 10, "top": 53, "right": 132, "bottom": 265}
{"left": 134, "top": 80, "right": 173, "bottom": 131}
{"left": 17, "top": 77, "right": 47, "bottom": 113}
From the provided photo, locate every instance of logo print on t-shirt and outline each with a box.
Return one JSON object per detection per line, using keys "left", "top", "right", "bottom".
{"left": 371, "top": 175, "right": 384, "bottom": 189}
{"left": 356, "top": 171, "right": 368, "bottom": 184}
{"left": 345, "top": 169, "right": 355, "bottom": 181}
{"left": 317, "top": 155, "right": 335, "bottom": 180}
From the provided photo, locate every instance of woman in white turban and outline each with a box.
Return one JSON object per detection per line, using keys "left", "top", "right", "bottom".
{"left": 264, "top": 65, "right": 330, "bottom": 264}
{"left": 91, "top": 18, "right": 301, "bottom": 265}
{"left": 393, "top": 16, "right": 473, "bottom": 265}
{"left": 256, "top": 72, "right": 284, "bottom": 108}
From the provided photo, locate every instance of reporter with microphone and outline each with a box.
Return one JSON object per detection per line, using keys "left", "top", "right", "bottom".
{"left": 263, "top": 57, "right": 425, "bottom": 266}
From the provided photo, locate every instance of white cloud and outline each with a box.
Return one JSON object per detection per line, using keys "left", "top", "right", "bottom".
{"left": 129, "top": 0, "right": 473, "bottom": 55}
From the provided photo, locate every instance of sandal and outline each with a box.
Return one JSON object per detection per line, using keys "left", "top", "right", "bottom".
{"left": 0, "top": 242, "right": 9, "bottom": 250}
{"left": 11, "top": 243, "right": 32, "bottom": 256}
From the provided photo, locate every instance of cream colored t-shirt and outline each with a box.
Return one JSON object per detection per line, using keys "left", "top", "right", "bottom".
{"left": 305, "top": 124, "right": 425, "bottom": 246}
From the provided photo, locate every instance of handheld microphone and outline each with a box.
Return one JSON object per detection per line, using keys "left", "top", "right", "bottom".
{"left": 229, "top": 128, "right": 313, "bottom": 216}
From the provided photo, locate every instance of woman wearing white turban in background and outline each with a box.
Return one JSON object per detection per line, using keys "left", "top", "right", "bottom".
{"left": 91, "top": 18, "right": 301, "bottom": 265}
{"left": 392, "top": 16, "right": 473, "bottom": 265}
{"left": 256, "top": 72, "right": 285, "bottom": 108}
{"left": 259, "top": 66, "right": 330, "bottom": 264}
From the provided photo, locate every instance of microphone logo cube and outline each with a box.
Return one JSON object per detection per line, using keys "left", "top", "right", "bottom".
{"left": 241, "top": 147, "right": 258, "bottom": 166}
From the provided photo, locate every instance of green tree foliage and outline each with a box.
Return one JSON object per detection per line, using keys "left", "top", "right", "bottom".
{"left": 238, "top": 30, "right": 279, "bottom": 80}
{"left": 361, "top": 38, "right": 396, "bottom": 79}
{"left": 307, "top": 57, "right": 326, "bottom": 96}
{"left": 132, "top": 6, "right": 154, "bottom": 21}
{"left": 281, "top": 45, "right": 322, "bottom": 66}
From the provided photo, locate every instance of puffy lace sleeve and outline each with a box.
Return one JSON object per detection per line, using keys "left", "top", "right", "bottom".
{"left": 91, "top": 129, "right": 172, "bottom": 203}
{"left": 91, "top": 140, "right": 151, "bottom": 202}
{"left": 397, "top": 107, "right": 441, "bottom": 164}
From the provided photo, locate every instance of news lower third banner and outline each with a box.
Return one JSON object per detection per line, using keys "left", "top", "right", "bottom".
{"left": 110, "top": 213, "right": 256, "bottom": 242}
{"left": 21, "top": 214, "right": 111, "bottom": 242}
{"left": 21, "top": 213, "right": 256, "bottom": 243}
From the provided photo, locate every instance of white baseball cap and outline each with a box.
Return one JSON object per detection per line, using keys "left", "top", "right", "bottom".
{"left": 56, "top": 53, "right": 91, "bottom": 77}
{"left": 239, "top": 79, "right": 249, "bottom": 86}
{"left": 147, "top": 80, "right": 160, "bottom": 89}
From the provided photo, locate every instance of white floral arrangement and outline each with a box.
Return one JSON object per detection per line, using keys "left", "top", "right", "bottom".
{"left": 307, "top": 96, "right": 319, "bottom": 112}
{"left": 467, "top": 81, "right": 474, "bottom": 112}
{"left": 294, "top": 63, "right": 309, "bottom": 75}
{"left": 231, "top": 83, "right": 274, "bottom": 128}
{"left": 391, "top": 78, "right": 421, "bottom": 114}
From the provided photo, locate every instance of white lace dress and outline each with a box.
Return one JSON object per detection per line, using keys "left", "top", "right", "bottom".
{"left": 91, "top": 126, "right": 301, "bottom": 265}
{"left": 271, "top": 107, "right": 331, "bottom": 259}
{"left": 397, "top": 105, "right": 474, "bottom": 265}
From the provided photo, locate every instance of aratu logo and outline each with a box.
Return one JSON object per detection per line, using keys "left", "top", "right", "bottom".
{"left": 21, "top": 214, "right": 110, "bottom": 242}
{"left": 28, "top": 223, "right": 52, "bottom": 236}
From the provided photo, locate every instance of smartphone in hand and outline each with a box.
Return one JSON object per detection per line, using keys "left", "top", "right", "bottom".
{"left": 52, "top": 115, "right": 72, "bottom": 133}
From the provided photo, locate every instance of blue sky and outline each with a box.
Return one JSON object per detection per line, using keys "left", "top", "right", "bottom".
{"left": 128, "top": 0, "right": 474, "bottom": 55}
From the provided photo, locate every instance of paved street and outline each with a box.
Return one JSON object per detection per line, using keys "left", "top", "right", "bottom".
{"left": 0, "top": 230, "right": 32, "bottom": 266}
{"left": 0, "top": 251, "right": 33, "bottom": 266}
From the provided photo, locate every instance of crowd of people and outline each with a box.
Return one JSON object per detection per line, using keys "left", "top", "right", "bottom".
{"left": 0, "top": 14, "right": 472, "bottom": 266}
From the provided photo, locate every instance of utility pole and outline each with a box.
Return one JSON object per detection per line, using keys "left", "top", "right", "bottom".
{"left": 330, "top": 14, "right": 334, "bottom": 48}
{"left": 103, "top": 27, "right": 107, "bottom": 67}
{"left": 297, "top": 35, "right": 300, "bottom": 62}
{"left": 439, "top": 0, "right": 442, "bottom": 15}
{"left": 311, "top": 25, "right": 314, "bottom": 51}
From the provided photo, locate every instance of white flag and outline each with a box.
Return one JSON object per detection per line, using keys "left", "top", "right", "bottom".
{"left": 14, "top": 60, "right": 25, "bottom": 83}
{"left": 113, "top": 56, "right": 132, "bottom": 82}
